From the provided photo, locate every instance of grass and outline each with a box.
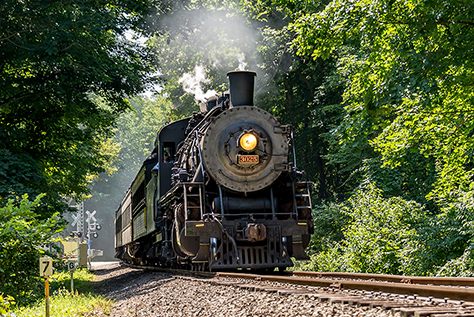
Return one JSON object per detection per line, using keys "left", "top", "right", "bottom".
{"left": 10, "top": 269, "right": 112, "bottom": 317}
{"left": 50, "top": 268, "right": 97, "bottom": 293}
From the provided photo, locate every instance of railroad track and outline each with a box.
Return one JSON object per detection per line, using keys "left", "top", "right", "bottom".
{"left": 120, "top": 263, "right": 474, "bottom": 316}
{"left": 218, "top": 271, "right": 474, "bottom": 301}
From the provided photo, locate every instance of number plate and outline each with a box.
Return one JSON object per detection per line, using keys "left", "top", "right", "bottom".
{"left": 68, "top": 261, "right": 76, "bottom": 272}
{"left": 40, "top": 257, "right": 53, "bottom": 277}
{"left": 237, "top": 155, "right": 259, "bottom": 165}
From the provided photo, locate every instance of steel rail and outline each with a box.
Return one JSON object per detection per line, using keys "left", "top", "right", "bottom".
{"left": 118, "top": 262, "right": 474, "bottom": 301}
{"left": 118, "top": 262, "right": 216, "bottom": 278}
{"left": 216, "top": 272, "right": 474, "bottom": 302}
{"left": 291, "top": 271, "right": 474, "bottom": 287}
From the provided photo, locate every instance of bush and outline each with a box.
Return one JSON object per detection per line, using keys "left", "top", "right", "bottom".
{"left": 308, "top": 201, "right": 349, "bottom": 254}
{"left": 300, "top": 184, "right": 427, "bottom": 274}
{"left": 436, "top": 245, "right": 474, "bottom": 277}
{"left": 295, "top": 244, "right": 346, "bottom": 272}
{"left": 0, "top": 194, "right": 64, "bottom": 304}
{"left": 341, "top": 184, "right": 425, "bottom": 274}
{"left": 301, "top": 185, "right": 474, "bottom": 276}
{"left": 408, "top": 191, "right": 474, "bottom": 276}
{"left": 0, "top": 293, "right": 15, "bottom": 316}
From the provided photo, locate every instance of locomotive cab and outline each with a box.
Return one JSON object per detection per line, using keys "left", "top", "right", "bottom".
{"left": 154, "top": 118, "right": 190, "bottom": 197}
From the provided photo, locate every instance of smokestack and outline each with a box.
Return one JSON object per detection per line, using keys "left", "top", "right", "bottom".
{"left": 227, "top": 71, "right": 256, "bottom": 107}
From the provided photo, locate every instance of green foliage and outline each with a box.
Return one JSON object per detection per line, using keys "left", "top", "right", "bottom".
{"left": 299, "top": 185, "right": 474, "bottom": 276}
{"left": 0, "top": 194, "right": 65, "bottom": 304}
{"left": 0, "top": 0, "right": 159, "bottom": 213}
{"left": 291, "top": 0, "right": 474, "bottom": 200}
{"left": 298, "top": 184, "right": 427, "bottom": 274}
{"left": 92, "top": 95, "right": 172, "bottom": 195}
{"left": 115, "top": 96, "right": 173, "bottom": 172}
{"left": 436, "top": 246, "right": 474, "bottom": 277}
{"left": 0, "top": 150, "right": 45, "bottom": 204}
{"left": 341, "top": 184, "right": 425, "bottom": 274}
{"left": 146, "top": 1, "right": 351, "bottom": 201}
{"left": 308, "top": 201, "right": 348, "bottom": 254}
{"left": 237, "top": 0, "right": 349, "bottom": 200}
{"left": 0, "top": 294, "right": 15, "bottom": 316}
{"left": 294, "top": 245, "right": 345, "bottom": 272}
{"left": 87, "top": 95, "right": 172, "bottom": 258}
{"left": 286, "top": 0, "right": 474, "bottom": 275}
{"left": 405, "top": 191, "right": 474, "bottom": 275}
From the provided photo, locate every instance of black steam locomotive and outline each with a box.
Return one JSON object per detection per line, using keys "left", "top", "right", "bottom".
{"left": 114, "top": 71, "right": 313, "bottom": 271}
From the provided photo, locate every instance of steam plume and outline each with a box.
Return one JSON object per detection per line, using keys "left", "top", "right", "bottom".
{"left": 178, "top": 65, "right": 217, "bottom": 103}
{"left": 238, "top": 53, "right": 247, "bottom": 71}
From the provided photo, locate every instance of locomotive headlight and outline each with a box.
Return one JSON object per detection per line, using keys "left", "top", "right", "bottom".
{"left": 239, "top": 133, "right": 258, "bottom": 151}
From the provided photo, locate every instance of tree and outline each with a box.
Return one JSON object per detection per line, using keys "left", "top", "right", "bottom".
{"left": 287, "top": 0, "right": 474, "bottom": 275}
{"left": 150, "top": 0, "right": 352, "bottom": 200}
{"left": 237, "top": 0, "right": 350, "bottom": 200}
{"left": 291, "top": 0, "right": 474, "bottom": 201}
{"left": 0, "top": 0, "right": 159, "bottom": 214}
{"left": 86, "top": 95, "right": 172, "bottom": 259}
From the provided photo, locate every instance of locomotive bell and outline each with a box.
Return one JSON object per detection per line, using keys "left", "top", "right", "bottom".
{"left": 227, "top": 71, "right": 256, "bottom": 107}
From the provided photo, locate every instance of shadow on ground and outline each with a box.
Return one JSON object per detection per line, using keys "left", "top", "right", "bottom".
{"left": 91, "top": 264, "right": 175, "bottom": 302}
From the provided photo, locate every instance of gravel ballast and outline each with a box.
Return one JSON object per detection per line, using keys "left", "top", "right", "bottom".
{"left": 93, "top": 264, "right": 400, "bottom": 317}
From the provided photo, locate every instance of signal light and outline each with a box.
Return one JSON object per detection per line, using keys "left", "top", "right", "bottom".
{"left": 70, "top": 231, "right": 82, "bottom": 238}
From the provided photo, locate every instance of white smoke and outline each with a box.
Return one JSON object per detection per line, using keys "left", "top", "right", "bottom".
{"left": 238, "top": 53, "right": 247, "bottom": 71}
{"left": 178, "top": 65, "right": 217, "bottom": 103}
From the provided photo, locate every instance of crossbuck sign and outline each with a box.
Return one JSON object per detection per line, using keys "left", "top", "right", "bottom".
{"left": 71, "top": 213, "right": 81, "bottom": 227}
{"left": 86, "top": 210, "right": 97, "bottom": 223}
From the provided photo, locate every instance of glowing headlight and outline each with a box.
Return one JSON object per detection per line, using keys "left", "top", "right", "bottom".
{"left": 239, "top": 133, "right": 257, "bottom": 151}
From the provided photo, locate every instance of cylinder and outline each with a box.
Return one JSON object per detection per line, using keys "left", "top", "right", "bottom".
{"left": 227, "top": 71, "right": 256, "bottom": 107}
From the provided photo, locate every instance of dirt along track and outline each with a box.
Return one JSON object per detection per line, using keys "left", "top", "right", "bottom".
{"left": 91, "top": 263, "right": 398, "bottom": 317}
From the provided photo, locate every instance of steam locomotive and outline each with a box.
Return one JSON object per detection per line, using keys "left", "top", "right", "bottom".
{"left": 114, "top": 71, "right": 314, "bottom": 271}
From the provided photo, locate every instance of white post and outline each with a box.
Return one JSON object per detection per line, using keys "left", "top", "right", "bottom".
{"left": 70, "top": 271, "right": 74, "bottom": 293}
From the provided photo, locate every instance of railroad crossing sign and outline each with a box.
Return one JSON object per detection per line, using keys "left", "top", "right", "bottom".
{"left": 86, "top": 210, "right": 97, "bottom": 223}
{"left": 71, "top": 213, "right": 81, "bottom": 227}
{"left": 85, "top": 210, "right": 100, "bottom": 239}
